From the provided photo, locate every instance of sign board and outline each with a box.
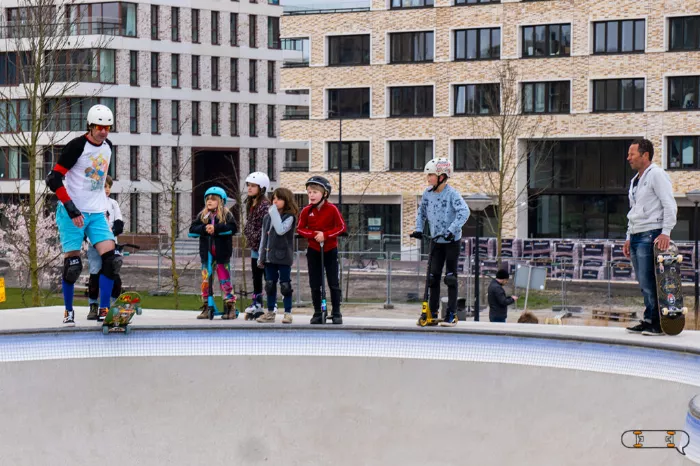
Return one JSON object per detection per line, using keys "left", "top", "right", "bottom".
{"left": 0, "top": 277, "right": 5, "bottom": 303}
{"left": 514, "top": 265, "right": 547, "bottom": 290}
{"left": 368, "top": 217, "right": 382, "bottom": 241}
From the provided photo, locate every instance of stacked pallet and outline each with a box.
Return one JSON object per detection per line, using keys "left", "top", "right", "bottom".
{"left": 610, "top": 242, "right": 635, "bottom": 282}
{"left": 580, "top": 242, "right": 607, "bottom": 280}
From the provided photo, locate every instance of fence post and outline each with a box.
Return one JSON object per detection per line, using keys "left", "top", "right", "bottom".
{"left": 157, "top": 234, "right": 162, "bottom": 291}
{"left": 384, "top": 251, "right": 394, "bottom": 309}
{"left": 295, "top": 250, "right": 302, "bottom": 306}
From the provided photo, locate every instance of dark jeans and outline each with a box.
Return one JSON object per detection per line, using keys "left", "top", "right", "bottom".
{"left": 489, "top": 316, "right": 506, "bottom": 323}
{"left": 265, "top": 264, "right": 292, "bottom": 312}
{"left": 429, "top": 241, "right": 460, "bottom": 316}
{"left": 251, "top": 257, "right": 264, "bottom": 305}
{"left": 629, "top": 229, "right": 661, "bottom": 328}
{"left": 307, "top": 247, "right": 341, "bottom": 316}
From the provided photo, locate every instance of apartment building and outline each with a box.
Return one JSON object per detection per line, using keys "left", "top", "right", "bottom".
{"left": 280, "top": 0, "right": 700, "bottom": 253}
{"left": 0, "top": 0, "right": 307, "bottom": 236}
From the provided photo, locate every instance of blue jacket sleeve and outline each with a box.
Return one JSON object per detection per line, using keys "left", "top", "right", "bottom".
{"left": 448, "top": 191, "right": 470, "bottom": 237}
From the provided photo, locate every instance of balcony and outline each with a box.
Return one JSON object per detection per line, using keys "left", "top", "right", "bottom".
{"left": 0, "top": 20, "right": 136, "bottom": 39}
{"left": 283, "top": 107, "right": 310, "bottom": 120}
{"left": 283, "top": 160, "right": 309, "bottom": 172}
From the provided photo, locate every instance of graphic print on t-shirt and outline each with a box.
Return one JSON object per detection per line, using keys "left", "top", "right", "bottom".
{"left": 84, "top": 152, "right": 109, "bottom": 191}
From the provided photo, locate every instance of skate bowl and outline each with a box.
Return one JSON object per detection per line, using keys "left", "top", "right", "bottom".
{"left": 0, "top": 318, "right": 699, "bottom": 465}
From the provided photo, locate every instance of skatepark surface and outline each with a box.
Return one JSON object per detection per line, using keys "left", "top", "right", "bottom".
{"left": 1, "top": 307, "right": 699, "bottom": 465}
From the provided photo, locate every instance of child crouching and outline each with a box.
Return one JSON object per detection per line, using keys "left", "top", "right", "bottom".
{"left": 256, "top": 188, "right": 299, "bottom": 324}
{"left": 189, "top": 187, "right": 238, "bottom": 319}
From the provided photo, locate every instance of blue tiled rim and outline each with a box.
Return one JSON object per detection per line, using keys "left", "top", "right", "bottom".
{"left": 1, "top": 329, "right": 699, "bottom": 388}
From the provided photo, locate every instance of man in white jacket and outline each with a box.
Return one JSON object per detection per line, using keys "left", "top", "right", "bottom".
{"left": 623, "top": 139, "right": 677, "bottom": 336}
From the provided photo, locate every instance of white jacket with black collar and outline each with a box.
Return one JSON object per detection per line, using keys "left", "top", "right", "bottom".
{"left": 626, "top": 163, "right": 677, "bottom": 240}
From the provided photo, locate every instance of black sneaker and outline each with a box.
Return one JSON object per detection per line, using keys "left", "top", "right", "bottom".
{"left": 310, "top": 313, "right": 323, "bottom": 325}
{"left": 625, "top": 321, "right": 648, "bottom": 334}
{"left": 331, "top": 313, "right": 343, "bottom": 325}
{"left": 642, "top": 327, "right": 664, "bottom": 336}
{"left": 87, "top": 303, "right": 99, "bottom": 320}
{"left": 439, "top": 311, "right": 458, "bottom": 327}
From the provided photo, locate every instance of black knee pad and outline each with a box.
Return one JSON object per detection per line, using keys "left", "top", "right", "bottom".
{"left": 280, "top": 281, "right": 293, "bottom": 297}
{"left": 444, "top": 273, "right": 458, "bottom": 288}
{"left": 62, "top": 256, "right": 82, "bottom": 284}
{"left": 100, "top": 249, "right": 122, "bottom": 280}
{"left": 88, "top": 274, "right": 100, "bottom": 299}
{"left": 265, "top": 280, "right": 276, "bottom": 296}
{"left": 428, "top": 274, "right": 440, "bottom": 288}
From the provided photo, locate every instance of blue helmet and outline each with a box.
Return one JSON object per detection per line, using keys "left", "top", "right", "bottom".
{"left": 204, "top": 186, "right": 227, "bottom": 204}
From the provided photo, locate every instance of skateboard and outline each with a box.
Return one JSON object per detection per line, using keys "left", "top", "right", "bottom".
{"left": 654, "top": 241, "right": 687, "bottom": 336}
{"left": 102, "top": 291, "right": 142, "bottom": 335}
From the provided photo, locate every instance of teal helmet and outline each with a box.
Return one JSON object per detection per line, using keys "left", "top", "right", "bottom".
{"left": 204, "top": 186, "right": 227, "bottom": 204}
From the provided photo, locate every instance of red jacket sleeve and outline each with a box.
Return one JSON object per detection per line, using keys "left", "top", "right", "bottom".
{"left": 296, "top": 206, "right": 314, "bottom": 239}
{"left": 325, "top": 204, "right": 347, "bottom": 239}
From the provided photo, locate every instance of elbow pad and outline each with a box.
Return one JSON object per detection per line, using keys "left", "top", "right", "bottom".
{"left": 45, "top": 170, "right": 64, "bottom": 193}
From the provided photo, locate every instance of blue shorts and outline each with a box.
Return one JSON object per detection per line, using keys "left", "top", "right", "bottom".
{"left": 56, "top": 203, "right": 114, "bottom": 253}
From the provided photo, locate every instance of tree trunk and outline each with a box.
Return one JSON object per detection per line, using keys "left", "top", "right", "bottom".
{"left": 170, "top": 190, "right": 180, "bottom": 309}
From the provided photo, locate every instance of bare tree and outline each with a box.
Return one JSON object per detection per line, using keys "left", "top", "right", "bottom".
{"left": 0, "top": 0, "right": 111, "bottom": 304}
{"left": 467, "top": 61, "right": 555, "bottom": 260}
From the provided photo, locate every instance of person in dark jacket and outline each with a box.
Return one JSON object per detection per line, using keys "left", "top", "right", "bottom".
{"left": 189, "top": 186, "right": 238, "bottom": 319}
{"left": 256, "top": 188, "right": 299, "bottom": 324}
{"left": 488, "top": 269, "right": 518, "bottom": 323}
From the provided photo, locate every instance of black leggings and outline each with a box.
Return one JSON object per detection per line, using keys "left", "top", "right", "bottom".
{"left": 429, "top": 241, "right": 460, "bottom": 316}
{"left": 307, "top": 247, "right": 341, "bottom": 315}
{"left": 251, "top": 257, "right": 264, "bottom": 304}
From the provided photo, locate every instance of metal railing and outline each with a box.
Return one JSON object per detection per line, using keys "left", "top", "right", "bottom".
{"left": 284, "top": 7, "right": 370, "bottom": 16}
{"left": 282, "top": 60, "right": 310, "bottom": 68}
{"left": 282, "top": 161, "right": 309, "bottom": 171}
{"left": 0, "top": 20, "right": 136, "bottom": 39}
{"left": 282, "top": 108, "right": 310, "bottom": 120}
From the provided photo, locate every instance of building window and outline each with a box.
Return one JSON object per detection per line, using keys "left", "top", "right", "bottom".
{"left": 268, "top": 17, "right": 280, "bottom": 49}
{"left": 267, "top": 61, "right": 275, "bottom": 93}
{"left": 282, "top": 38, "right": 310, "bottom": 67}
{"left": 171, "top": 54, "right": 179, "bottom": 87}
{"left": 593, "top": 78, "right": 644, "bottom": 112}
{"left": 151, "top": 147, "right": 160, "bottom": 181}
{"left": 391, "top": 0, "right": 433, "bottom": 8}
{"left": 230, "top": 58, "right": 239, "bottom": 91}
{"left": 267, "top": 149, "right": 276, "bottom": 181}
{"left": 171, "top": 7, "right": 179, "bottom": 41}
{"left": 249, "top": 103, "right": 257, "bottom": 137}
{"left": 151, "top": 100, "right": 160, "bottom": 133}
{"left": 283, "top": 105, "right": 310, "bottom": 120}
{"left": 211, "top": 102, "right": 220, "bottom": 136}
{"left": 522, "top": 81, "right": 570, "bottom": 114}
{"left": 328, "top": 88, "right": 370, "bottom": 118}
{"left": 211, "top": 11, "right": 220, "bottom": 45}
{"left": 130, "top": 193, "right": 139, "bottom": 232}
{"left": 249, "top": 15, "right": 257, "bottom": 47}
{"left": 390, "top": 31, "right": 434, "bottom": 63}
{"left": 150, "top": 4, "right": 159, "bottom": 40}
{"left": 108, "top": 149, "right": 116, "bottom": 179}
{"left": 284, "top": 149, "right": 309, "bottom": 171}
{"left": 129, "top": 98, "right": 138, "bottom": 133}
{"left": 670, "top": 16, "right": 700, "bottom": 51}
{"left": 594, "top": 19, "right": 645, "bottom": 54}
{"left": 230, "top": 13, "right": 238, "bottom": 46}
{"left": 0, "top": 147, "right": 29, "bottom": 180}
{"left": 191, "top": 55, "right": 200, "bottom": 89}
{"left": 522, "top": 24, "right": 571, "bottom": 57}
{"left": 211, "top": 56, "right": 220, "bottom": 90}
{"left": 328, "top": 34, "right": 370, "bottom": 66}
{"left": 390, "top": 86, "right": 433, "bottom": 117}
{"left": 130, "top": 146, "right": 139, "bottom": 181}
{"left": 192, "top": 9, "right": 200, "bottom": 43}
{"left": 249, "top": 59, "right": 257, "bottom": 92}
{"left": 129, "top": 50, "right": 138, "bottom": 86}
{"left": 64, "top": 3, "right": 137, "bottom": 37}
{"left": 668, "top": 76, "right": 699, "bottom": 110}
{"left": 456, "top": 0, "right": 499, "bottom": 4}
{"left": 389, "top": 140, "right": 433, "bottom": 171}
{"left": 230, "top": 103, "right": 239, "bottom": 136}
{"left": 171, "top": 100, "right": 180, "bottom": 134}
{"left": 151, "top": 194, "right": 160, "bottom": 234}
{"left": 150, "top": 52, "right": 159, "bottom": 87}
{"left": 454, "top": 84, "right": 500, "bottom": 115}
{"left": 454, "top": 139, "right": 499, "bottom": 171}
{"left": 328, "top": 141, "right": 370, "bottom": 171}
{"left": 249, "top": 148, "right": 257, "bottom": 172}
{"left": 454, "top": 27, "right": 500, "bottom": 61}
{"left": 192, "top": 101, "right": 200, "bottom": 135}
{"left": 267, "top": 105, "right": 275, "bottom": 137}
{"left": 171, "top": 147, "right": 180, "bottom": 181}
{"left": 668, "top": 136, "right": 700, "bottom": 170}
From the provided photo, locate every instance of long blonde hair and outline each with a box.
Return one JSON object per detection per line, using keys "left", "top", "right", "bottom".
{"left": 198, "top": 194, "right": 230, "bottom": 223}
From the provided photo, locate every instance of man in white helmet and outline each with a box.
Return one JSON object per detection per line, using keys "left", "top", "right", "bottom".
{"left": 410, "top": 157, "right": 470, "bottom": 327}
{"left": 46, "top": 104, "right": 119, "bottom": 326}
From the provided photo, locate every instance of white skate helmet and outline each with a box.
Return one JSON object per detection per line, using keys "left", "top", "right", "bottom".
{"left": 86, "top": 104, "right": 114, "bottom": 126}
{"left": 424, "top": 157, "right": 452, "bottom": 179}
{"left": 245, "top": 172, "right": 270, "bottom": 193}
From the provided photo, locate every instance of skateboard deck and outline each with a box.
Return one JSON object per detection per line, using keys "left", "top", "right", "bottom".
{"left": 102, "top": 291, "right": 142, "bottom": 335}
{"left": 654, "top": 242, "right": 687, "bottom": 336}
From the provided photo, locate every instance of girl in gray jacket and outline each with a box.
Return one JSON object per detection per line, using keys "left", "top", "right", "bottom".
{"left": 256, "top": 188, "right": 299, "bottom": 323}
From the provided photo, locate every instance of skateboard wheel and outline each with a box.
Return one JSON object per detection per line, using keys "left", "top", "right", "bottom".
{"left": 657, "top": 255, "right": 664, "bottom": 263}
{"left": 677, "top": 255, "right": 683, "bottom": 263}
{"left": 136, "top": 307, "right": 142, "bottom": 316}
{"left": 662, "top": 307, "right": 669, "bottom": 316}
{"left": 668, "top": 431, "right": 676, "bottom": 435}
{"left": 124, "top": 325, "right": 131, "bottom": 335}
{"left": 102, "top": 325, "right": 109, "bottom": 335}
{"left": 682, "top": 307, "right": 688, "bottom": 315}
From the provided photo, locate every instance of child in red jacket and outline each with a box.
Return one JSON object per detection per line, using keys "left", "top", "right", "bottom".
{"left": 297, "top": 176, "right": 346, "bottom": 324}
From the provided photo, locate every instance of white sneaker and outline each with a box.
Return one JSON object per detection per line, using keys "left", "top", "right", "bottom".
{"left": 63, "top": 310, "right": 75, "bottom": 327}
{"left": 282, "top": 313, "right": 293, "bottom": 324}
